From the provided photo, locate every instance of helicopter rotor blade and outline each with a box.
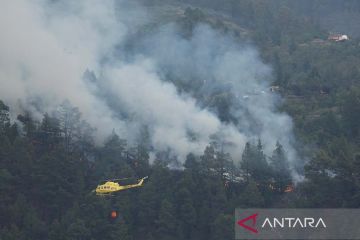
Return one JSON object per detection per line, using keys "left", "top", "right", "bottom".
{"left": 104, "top": 177, "right": 133, "bottom": 182}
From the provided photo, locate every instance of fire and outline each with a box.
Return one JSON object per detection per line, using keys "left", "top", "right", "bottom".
{"left": 284, "top": 185, "right": 294, "bottom": 193}
{"left": 110, "top": 211, "right": 117, "bottom": 219}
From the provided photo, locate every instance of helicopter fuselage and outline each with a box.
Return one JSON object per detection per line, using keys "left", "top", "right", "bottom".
{"left": 95, "top": 176, "right": 148, "bottom": 195}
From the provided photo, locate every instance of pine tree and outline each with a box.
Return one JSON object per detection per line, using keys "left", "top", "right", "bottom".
{"left": 270, "top": 142, "right": 292, "bottom": 193}
{"left": 0, "top": 100, "right": 10, "bottom": 134}
{"left": 156, "top": 199, "right": 177, "bottom": 240}
{"left": 176, "top": 187, "right": 196, "bottom": 238}
{"left": 238, "top": 180, "right": 265, "bottom": 207}
{"left": 211, "top": 214, "right": 233, "bottom": 240}
{"left": 66, "top": 219, "right": 91, "bottom": 240}
{"left": 241, "top": 141, "right": 271, "bottom": 184}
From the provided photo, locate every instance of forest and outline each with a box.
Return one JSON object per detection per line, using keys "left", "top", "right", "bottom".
{"left": 1, "top": 0, "right": 360, "bottom": 239}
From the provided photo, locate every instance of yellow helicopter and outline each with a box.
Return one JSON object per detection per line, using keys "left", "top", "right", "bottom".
{"left": 95, "top": 176, "right": 148, "bottom": 196}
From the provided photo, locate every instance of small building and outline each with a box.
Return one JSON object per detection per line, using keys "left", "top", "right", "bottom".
{"left": 270, "top": 86, "right": 280, "bottom": 92}
{"left": 328, "top": 34, "right": 349, "bottom": 42}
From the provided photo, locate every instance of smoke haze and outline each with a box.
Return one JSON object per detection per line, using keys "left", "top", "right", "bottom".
{"left": 0, "top": 0, "right": 300, "bottom": 178}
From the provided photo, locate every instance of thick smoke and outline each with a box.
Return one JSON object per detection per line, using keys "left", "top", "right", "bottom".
{"left": 0, "top": 0, "right": 131, "bottom": 140}
{"left": 126, "top": 25, "right": 300, "bottom": 179}
{"left": 0, "top": 0, "right": 300, "bottom": 178}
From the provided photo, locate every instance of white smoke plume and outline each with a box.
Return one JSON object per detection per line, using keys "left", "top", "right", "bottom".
{"left": 0, "top": 0, "right": 300, "bottom": 178}
{"left": 0, "top": 0, "right": 131, "bottom": 140}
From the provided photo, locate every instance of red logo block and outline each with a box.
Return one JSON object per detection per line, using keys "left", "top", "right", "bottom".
{"left": 237, "top": 213, "right": 259, "bottom": 234}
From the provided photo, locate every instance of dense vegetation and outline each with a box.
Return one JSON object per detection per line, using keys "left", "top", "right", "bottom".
{"left": 0, "top": 100, "right": 295, "bottom": 239}
{"left": 1, "top": 0, "right": 360, "bottom": 239}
